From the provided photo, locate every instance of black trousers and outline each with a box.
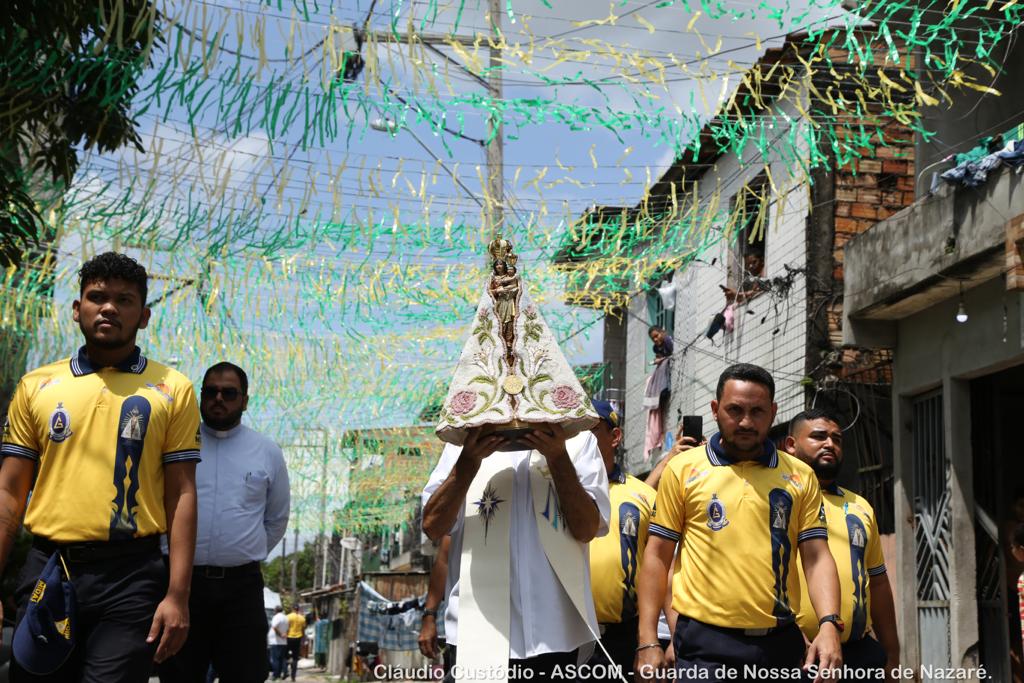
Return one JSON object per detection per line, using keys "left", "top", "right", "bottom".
{"left": 158, "top": 563, "right": 269, "bottom": 683}
{"left": 587, "top": 618, "right": 638, "bottom": 683}
{"left": 445, "top": 645, "right": 577, "bottom": 682}
{"left": 11, "top": 544, "right": 167, "bottom": 683}
{"left": 842, "top": 636, "right": 887, "bottom": 680}
{"left": 672, "top": 617, "right": 805, "bottom": 683}
{"left": 286, "top": 638, "right": 302, "bottom": 680}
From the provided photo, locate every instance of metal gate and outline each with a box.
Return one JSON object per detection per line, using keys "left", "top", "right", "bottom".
{"left": 912, "top": 391, "right": 952, "bottom": 677}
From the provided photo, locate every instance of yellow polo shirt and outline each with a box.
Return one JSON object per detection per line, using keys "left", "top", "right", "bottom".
{"left": 589, "top": 467, "right": 656, "bottom": 624}
{"left": 1, "top": 347, "right": 201, "bottom": 542}
{"left": 797, "top": 483, "right": 886, "bottom": 642}
{"left": 287, "top": 612, "right": 307, "bottom": 639}
{"left": 650, "top": 436, "right": 826, "bottom": 629}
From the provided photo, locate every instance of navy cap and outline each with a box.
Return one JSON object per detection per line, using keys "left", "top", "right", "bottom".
{"left": 13, "top": 552, "right": 76, "bottom": 675}
{"left": 591, "top": 399, "right": 619, "bottom": 429}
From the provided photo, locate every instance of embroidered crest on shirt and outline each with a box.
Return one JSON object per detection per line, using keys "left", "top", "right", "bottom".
{"left": 706, "top": 494, "right": 729, "bottom": 531}
{"left": 851, "top": 525, "right": 867, "bottom": 548}
{"left": 120, "top": 407, "right": 146, "bottom": 441}
{"left": 621, "top": 509, "right": 639, "bottom": 538}
{"left": 474, "top": 483, "right": 505, "bottom": 543}
{"left": 772, "top": 500, "right": 791, "bottom": 530}
{"left": 48, "top": 403, "right": 73, "bottom": 442}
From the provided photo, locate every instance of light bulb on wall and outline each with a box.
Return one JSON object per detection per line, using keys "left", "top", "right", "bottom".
{"left": 955, "top": 301, "right": 968, "bottom": 323}
{"left": 955, "top": 281, "right": 968, "bottom": 323}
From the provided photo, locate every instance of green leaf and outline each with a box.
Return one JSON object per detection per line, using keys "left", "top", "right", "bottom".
{"left": 470, "top": 376, "right": 496, "bottom": 386}
{"left": 529, "top": 373, "right": 552, "bottom": 389}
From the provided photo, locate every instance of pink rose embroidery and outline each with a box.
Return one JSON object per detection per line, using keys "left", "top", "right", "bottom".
{"left": 551, "top": 385, "right": 580, "bottom": 409}
{"left": 449, "top": 390, "right": 477, "bottom": 416}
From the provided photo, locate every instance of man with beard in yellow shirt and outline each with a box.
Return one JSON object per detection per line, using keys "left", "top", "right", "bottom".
{"left": 787, "top": 408, "right": 900, "bottom": 682}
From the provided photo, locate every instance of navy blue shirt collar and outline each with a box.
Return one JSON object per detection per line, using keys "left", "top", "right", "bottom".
{"left": 70, "top": 346, "right": 148, "bottom": 377}
{"left": 609, "top": 464, "right": 626, "bottom": 484}
{"left": 705, "top": 432, "right": 778, "bottom": 468}
{"left": 822, "top": 482, "right": 844, "bottom": 496}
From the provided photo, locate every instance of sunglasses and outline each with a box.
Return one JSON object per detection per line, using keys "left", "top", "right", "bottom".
{"left": 201, "top": 387, "right": 242, "bottom": 401}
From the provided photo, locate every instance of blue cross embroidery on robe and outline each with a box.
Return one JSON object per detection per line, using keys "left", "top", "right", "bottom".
{"left": 542, "top": 482, "right": 564, "bottom": 531}
{"left": 475, "top": 483, "right": 505, "bottom": 543}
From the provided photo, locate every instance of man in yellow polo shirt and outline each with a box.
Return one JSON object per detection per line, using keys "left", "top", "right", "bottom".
{"left": 587, "top": 399, "right": 656, "bottom": 682}
{"left": 636, "top": 363, "right": 843, "bottom": 683}
{"left": 0, "top": 252, "right": 200, "bottom": 681}
{"left": 286, "top": 604, "right": 307, "bottom": 681}
{"left": 786, "top": 408, "right": 900, "bottom": 681}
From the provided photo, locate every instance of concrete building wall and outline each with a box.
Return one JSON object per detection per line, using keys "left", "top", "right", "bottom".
{"left": 617, "top": 97, "right": 813, "bottom": 473}
{"left": 889, "top": 278, "right": 1024, "bottom": 676}
{"left": 843, "top": 147, "right": 1024, "bottom": 676}
{"left": 603, "top": 313, "right": 627, "bottom": 407}
{"left": 622, "top": 292, "right": 653, "bottom": 468}
{"left": 893, "top": 278, "right": 1024, "bottom": 395}
{"left": 667, "top": 266, "right": 699, "bottom": 428}
{"left": 672, "top": 108, "right": 812, "bottom": 434}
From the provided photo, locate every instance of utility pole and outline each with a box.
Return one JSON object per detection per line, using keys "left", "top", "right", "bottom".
{"left": 319, "top": 433, "right": 329, "bottom": 588}
{"left": 291, "top": 526, "right": 299, "bottom": 603}
{"left": 486, "top": 0, "right": 504, "bottom": 239}
{"left": 362, "top": 11, "right": 509, "bottom": 239}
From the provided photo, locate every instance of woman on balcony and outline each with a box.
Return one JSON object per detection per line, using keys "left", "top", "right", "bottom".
{"left": 644, "top": 326, "right": 673, "bottom": 460}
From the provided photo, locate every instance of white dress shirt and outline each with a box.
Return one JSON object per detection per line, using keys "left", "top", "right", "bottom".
{"left": 269, "top": 611, "right": 289, "bottom": 646}
{"left": 421, "top": 431, "right": 610, "bottom": 659}
{"left": 193, "top": 422, "right": 290, "bottom": 567}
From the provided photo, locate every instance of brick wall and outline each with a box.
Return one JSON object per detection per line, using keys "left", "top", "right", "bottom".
{"left": 830, "top": 117, "right": 915, "bottom": 383}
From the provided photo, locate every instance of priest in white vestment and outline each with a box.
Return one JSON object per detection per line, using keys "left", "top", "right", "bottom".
{"left": 422, "top": 238, "right": 611, "bottom": 682}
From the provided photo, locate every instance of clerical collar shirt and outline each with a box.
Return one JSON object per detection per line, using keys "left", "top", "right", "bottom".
{"left": 421, "top": 432, "right": 611, "bottom": 659}
{"left": 192, "top": 422, "right": 291, "bottom": 567}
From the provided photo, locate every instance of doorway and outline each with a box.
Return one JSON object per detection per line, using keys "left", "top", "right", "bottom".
{"left": 971, "top": 364, "right": 1024, "bottom": 682}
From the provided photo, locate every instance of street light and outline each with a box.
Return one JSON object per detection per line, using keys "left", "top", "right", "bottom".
{"left": 369, "top": 117, "right": 399, "bottom": 134}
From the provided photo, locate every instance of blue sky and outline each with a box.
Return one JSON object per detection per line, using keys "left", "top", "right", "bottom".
{"left": 44, "top": 0, "right": 850, "bottom": 541}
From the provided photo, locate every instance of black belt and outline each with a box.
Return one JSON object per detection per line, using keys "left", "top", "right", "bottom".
{"left": 684, "top": 616, "right": 795, "bottom": 638}
{"left": 193, "top": 561, "right": 260, "bottom": 579}
{"left": 33, "top": 535, "right": 160, "bottom": 564}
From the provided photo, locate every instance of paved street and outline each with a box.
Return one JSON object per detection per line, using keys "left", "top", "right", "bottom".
{"left": 148, "top": 658, "right": 330, "bottom": 682}
{"left": 289, "top": 659, "right": 332, "bottom": 681}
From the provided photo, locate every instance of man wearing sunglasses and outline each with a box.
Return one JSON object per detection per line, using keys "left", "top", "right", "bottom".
{"left": 159, "top": 362, "right": 290, "bottom": 682}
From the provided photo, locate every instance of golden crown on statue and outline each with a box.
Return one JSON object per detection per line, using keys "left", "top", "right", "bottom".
{"left": 488, "top": 236, "right": 514, "bottom": 264}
